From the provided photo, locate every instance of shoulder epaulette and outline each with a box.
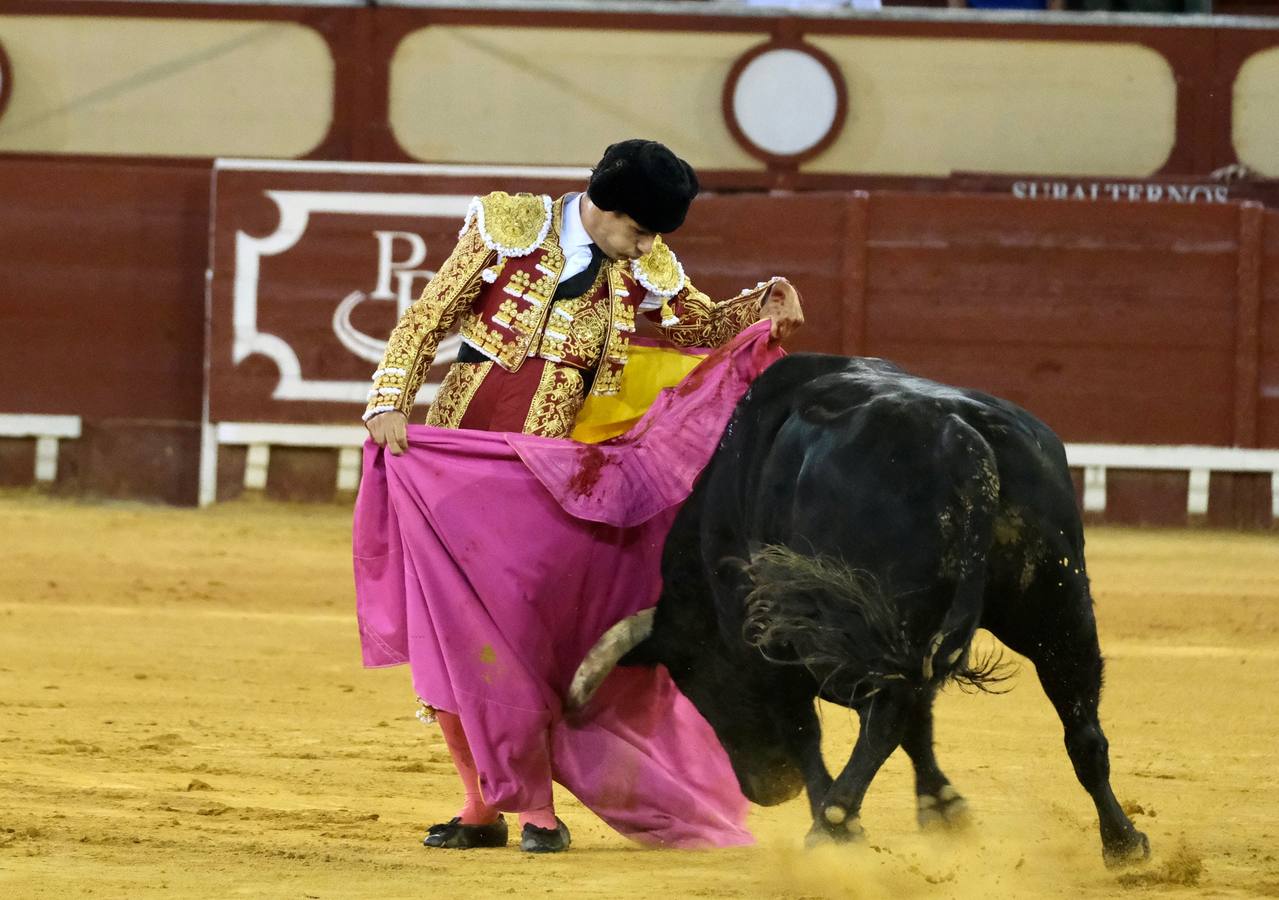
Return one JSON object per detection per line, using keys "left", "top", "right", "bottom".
{"left": 630, "top": 236, "right": 686, "bottom": 299}
{"left": 461, "top": 191, "right": 553, "bottom": 258}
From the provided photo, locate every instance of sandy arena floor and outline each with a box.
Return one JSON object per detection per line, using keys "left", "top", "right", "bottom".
{"left": 1, "top": 493, "right": 1277, "bottom": 899}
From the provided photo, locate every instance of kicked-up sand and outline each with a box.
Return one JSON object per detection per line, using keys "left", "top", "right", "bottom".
{"left": 1, "top": 493, "right": 1277, "bottom": 899}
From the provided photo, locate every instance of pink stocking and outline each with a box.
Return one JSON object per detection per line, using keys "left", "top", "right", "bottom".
{"left": 436, "top": 711, "right": 559, "bottom": 830}
{"left": 435, "top": 710, "right": 500, "bottom": 825}
{"left": 513, "top": 727, "right": 556, "bottom": 829}
{"left": 519, "top": 805, "right": 558, "bottom": 831}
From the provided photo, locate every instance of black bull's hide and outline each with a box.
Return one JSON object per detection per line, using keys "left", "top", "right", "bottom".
{"left": 625, "top": 353, "right": 1150, "bottom": 865}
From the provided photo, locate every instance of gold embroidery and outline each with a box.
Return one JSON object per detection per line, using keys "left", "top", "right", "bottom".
{"left": 513, "top": 300, "right": 545, "bottom": 335}
{"left": 536, "top": 265, "right": 611, "bottom": 365}
{"left": 495, "top": 298, "right": 520, "bottom": 328}
{"left": 459, "top": 314, "right": 529, "bottom": 369}
{"left": 612, "top": 292, "right": 637, "bottom": 334}
{"left": 366, "top": 224, "right": 494, "bottom": 420}
{"left": 525, "top": 271, "right": 556, "bottom": 305}
{"left": 504, "top": 270, "right": 532, "bottom": 298}
{"left": 555, "top": 302, "right": 607, "bottom": 364}
{"left": 425, "top": 361, "right": 493, "bottom": 429}
{"left": 449, "top": 208, "right": 568, "bottom": 376}
{"left": 475, "top": 192, "right": 552, "bottom": 256}
{"left": 522, "top": 363, "right": 586, "bottom": 438}
{"left": 653, "top": 279, "right": 767, "bottom": 349}
{"left": 593, "top": 360, "right": 624, "bottom": 396}
{"left": 540, "top": 242, "right": 565, "bottom": 271}
{"left": 632, "top": 236, "right": 685, "bottom": 297}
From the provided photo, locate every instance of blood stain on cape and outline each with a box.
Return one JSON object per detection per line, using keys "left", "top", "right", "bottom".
{"left": 567, "top": 445, "right": 615, "bottom": 497}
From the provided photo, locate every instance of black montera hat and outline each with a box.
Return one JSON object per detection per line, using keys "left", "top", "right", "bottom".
{"left": 587, "top": 139, "right": 699, "bottom": 234}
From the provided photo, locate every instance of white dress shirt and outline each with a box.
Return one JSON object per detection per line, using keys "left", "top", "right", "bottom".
{"left": 558, "top": 193, "right": 595, "bottom": 282}
{"left": 560, "top": 193, "right": 663, "bottom": 312}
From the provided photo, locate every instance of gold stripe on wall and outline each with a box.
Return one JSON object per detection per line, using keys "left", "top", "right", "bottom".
{"left": 805, "top": 36, "right": 1176, "bottom": 177}
{"left": 389, "top": 26, "right": 765, "bottom": 170}
{"left": 0, "top": 16, "right": 333, "bottom": 158}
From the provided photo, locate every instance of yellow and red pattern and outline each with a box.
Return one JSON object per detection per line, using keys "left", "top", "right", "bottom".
{"left": 365, "top": 190, "right": 779, "bottom": 428}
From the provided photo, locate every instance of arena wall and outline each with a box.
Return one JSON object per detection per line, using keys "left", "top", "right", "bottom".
{"left": 3, "top": 2, "right": 1279, "bottom": 525}
{"left": 3, "top": 2, "right": 1279, "bottom": 180}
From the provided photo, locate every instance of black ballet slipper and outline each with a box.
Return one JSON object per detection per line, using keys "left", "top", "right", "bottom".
{"left": 519, "top": 818, "right": 571, "bottom": 853}
{"left": 422, "top": 815, "right": 508, "bottom": 849}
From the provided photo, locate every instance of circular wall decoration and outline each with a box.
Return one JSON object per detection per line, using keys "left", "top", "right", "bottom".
{"left": 0, "top": 40, "right": 12, "bottom": 126}
{"left": 724, "top": 40, "right": 848, "bottom": 166}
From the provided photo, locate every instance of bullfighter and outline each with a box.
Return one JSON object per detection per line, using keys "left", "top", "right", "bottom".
{"left": 362, "top": 139, "right": 803, "bottom": 853}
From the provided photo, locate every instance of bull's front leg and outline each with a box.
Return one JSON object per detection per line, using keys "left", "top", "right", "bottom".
{"left": 775, "top": 701, "right": 834, "bottom": 842}
{"left": 809, "top": 689, "right": 914, "bottom": 846}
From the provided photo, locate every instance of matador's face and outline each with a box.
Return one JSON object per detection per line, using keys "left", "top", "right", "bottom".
{"left": 590, "top": 209, "right": 657, "bottom": 264}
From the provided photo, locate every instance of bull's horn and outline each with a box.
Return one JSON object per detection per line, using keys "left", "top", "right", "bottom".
{"left": 566, "top": 608, "right": 656, "bottom": 711}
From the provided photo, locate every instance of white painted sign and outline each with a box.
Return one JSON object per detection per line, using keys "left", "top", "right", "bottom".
{"left": 1012, "top": 181, "right": 1230, "bottom": 204}
{"left": 231, "top": 190, "right": 471, "bottom": 404}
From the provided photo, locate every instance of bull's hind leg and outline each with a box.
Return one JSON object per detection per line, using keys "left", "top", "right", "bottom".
{"left": 1001, "top": 591, "right": 1149, "bottom": 867}
{"left": 810, "top": 689, "right": 913, "bottom": 845}
{"left": 901, "top": 691, "right": 971, "bottom": 831}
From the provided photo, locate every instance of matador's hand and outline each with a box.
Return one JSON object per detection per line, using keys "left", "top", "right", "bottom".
{"left": 366, "top": 410, "right": 408, "bottom": 456}
{"left": 759, "top": 278, "right": 805, "bottom": 341}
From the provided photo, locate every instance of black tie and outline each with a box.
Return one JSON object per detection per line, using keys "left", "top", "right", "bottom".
{"left": 553, "top": 244, "right": 605, "bottom": 300}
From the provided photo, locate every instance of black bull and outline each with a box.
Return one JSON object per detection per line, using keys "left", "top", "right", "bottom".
{"left": 570, "top": 353, "right": 1150, "bottom": 866}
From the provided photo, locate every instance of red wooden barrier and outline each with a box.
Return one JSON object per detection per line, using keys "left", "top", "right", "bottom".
{"left": 862, "top": 192, "right": 1248, "bottom": 446}
{"left": 3, "top": 158, "right": 1277, "bottom": 523}
{"left": 0, "top": 160, "right": 210, "bottom": 503}
{"left": 199, "top": 164, "right": 1276, "bottom": 451}
{"left": 1261, "top": 210, "right": 1279, "bottom": 448}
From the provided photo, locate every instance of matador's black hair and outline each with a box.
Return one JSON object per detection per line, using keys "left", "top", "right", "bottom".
{"left": 587, "top": 139, "right": 699, "bottom": 234}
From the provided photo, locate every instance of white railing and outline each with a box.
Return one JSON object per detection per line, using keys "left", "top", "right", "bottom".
{"left": 197, "top": 424, "right": 1279, "bottom": 519}
{"left": 204, "top": 422, "right": 368, "bottom": 504}
{"left": 1065, "top": 444, "right": 1279, "bottom": 518}
{"left": 6, "top": 417, "right": 1274, "bottom": 516}
{"left": 0, "top": 414, "right": 82, "bottom": 484}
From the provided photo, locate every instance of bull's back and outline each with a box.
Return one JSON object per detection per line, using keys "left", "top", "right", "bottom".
{"left": 703, "top": 354, "right": 1082, "bottom": 592}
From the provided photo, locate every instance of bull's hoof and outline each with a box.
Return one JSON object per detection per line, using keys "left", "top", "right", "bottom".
{"left": 805, "top": 827, "right": 837, "bottom": 849}
{"left": 916, "top": 784, "right": 971, "bottom": 832}
{"left": 805, "top": 816, "right": 865, "bottom": 849}
{"left": 1103, "top": 830, "right": 1151, "bottom": 869}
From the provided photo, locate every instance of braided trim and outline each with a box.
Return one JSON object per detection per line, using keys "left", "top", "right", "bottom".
{"left": 362, "top": 405, "right": 398, "bottom": 422}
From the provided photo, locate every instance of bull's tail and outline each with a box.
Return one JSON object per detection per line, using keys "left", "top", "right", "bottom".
{"left": 742, "top": 548, "right": 917, "bottom": 702}
{"left": 740, "top": 414, "right": 1009, "bottom": 701}
{"left": 931, "top": 414, "right": 1009, "bottom": 692}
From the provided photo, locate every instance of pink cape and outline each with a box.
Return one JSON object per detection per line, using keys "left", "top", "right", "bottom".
{"left": 353, "top": 322, "right": 782, "bottom": 848}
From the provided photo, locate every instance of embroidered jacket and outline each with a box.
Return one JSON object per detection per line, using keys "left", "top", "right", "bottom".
{"left": 365, "top": 192, "right": 777, "bottom": 421}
